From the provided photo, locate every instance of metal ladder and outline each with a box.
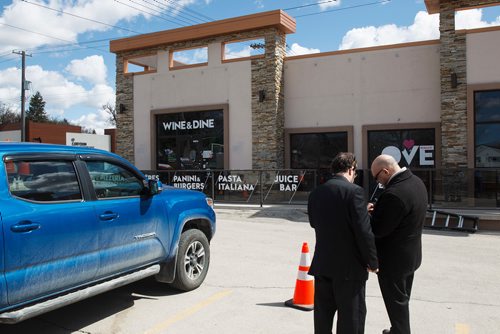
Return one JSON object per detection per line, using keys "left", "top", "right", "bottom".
{"left": 427, "top": 209, "right": 479, "bottom": 233}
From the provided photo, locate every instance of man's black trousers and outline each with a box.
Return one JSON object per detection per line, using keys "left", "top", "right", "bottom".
{"left": 377, "top": 272, "right": 415, "bottom": 334}
{"left": 313, "top": 275, "right": 367, "bottom": 334}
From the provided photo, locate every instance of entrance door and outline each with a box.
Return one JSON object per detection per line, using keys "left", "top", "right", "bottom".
{"left": 177, "top": 136, "right": 201, "bottom": 170}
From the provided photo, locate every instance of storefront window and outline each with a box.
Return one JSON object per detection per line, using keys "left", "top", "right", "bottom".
{"left": 290, "top": 132, "right": 348, "bottom": 169}
{"left": 367, "top": 128, "right": 435, "bottom": 168}
{"left": 156, "top": 110, "right": 224, "bottom": 170}
{"left": 475, "top": 90, "right": 500, "bottom": 168}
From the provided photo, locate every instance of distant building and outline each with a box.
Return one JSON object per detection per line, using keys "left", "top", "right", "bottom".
{"left": 0, "top": 121, "right": 116, "bottom": 152}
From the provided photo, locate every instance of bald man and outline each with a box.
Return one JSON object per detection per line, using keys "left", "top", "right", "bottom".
{"left": 368, "top": 155, "right": 428, "bottom": 334}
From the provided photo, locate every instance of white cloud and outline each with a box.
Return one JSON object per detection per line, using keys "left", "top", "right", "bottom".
{"left": 254, "top": 0, "right": 264, "bottom": 9}
{"left": 0, "top": 0, "right": 211, "bottom": 54}
{"left": 0, "top": 62, "right": 114, "bottom": 127}
{"left": 73, "top": 109, "right": 112, "bottom": 134}
{"left": 339, "top": 9, "right": 500, "bottom": 50}
{"left": 456, "top": 8, "right": 500, "bottom": 29}
{"left": 86, "top": 84, "right": 115, "bottom": 109}
{"left": 339, "top": 11, "right": 439, "bottom": 50}
{"left": 66, "top": 55, "right": 107, "bottom": 85}
{"left": 0, "top": 0, "right": 144, "bottom": 54}
{"left": 287, "top": 43, "right": 321, "bottom": 56}
{"left": 225, "top": 45, "right": 253, "bottom": 59}
{"left": 318, "top": 0, "right": 341, "bottom": 11}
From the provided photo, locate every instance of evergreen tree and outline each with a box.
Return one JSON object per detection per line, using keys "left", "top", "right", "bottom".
{"left": 26, "top": 91, "right": 49, "bottom": 122}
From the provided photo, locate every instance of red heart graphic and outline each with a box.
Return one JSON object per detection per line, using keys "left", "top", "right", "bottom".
{"left": 403, "top": 139, "right": 415, "bottom": 150}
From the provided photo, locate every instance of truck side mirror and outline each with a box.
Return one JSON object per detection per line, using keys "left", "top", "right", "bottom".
{"left": 147, "top": 179, "right": 163, "bottom": 196}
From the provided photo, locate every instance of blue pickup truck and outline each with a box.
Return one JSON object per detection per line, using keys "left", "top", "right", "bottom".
{"left": 0, "top": 142, "right": 216, "bottom": 324}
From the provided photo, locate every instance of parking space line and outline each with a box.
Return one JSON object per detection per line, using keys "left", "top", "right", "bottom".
{"left": 455, "top": 323, "right": 470, "bottom": 334}
{"left": 145, "top": 289, "right": 233, "bottom": 334}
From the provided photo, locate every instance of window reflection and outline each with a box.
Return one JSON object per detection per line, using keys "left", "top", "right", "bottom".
{"left": 290, "top": 132, "right": 348, "bottom": 169}
{"left": 475, "top": 90, "right": 500, "bottom": 168}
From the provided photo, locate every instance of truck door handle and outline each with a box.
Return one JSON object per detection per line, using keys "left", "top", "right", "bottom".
{"left": 99, "top": 212, "right": 119, "bottom": 221}
{"left": 11, "top": 221, "right": 41, "bottom": 233}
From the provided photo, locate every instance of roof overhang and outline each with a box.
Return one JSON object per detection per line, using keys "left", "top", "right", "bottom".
{"left": 425, "top": 0, "right": 500, "bottom": 14}
{"left": 424, "top": 0, "right": 440, "bottom": 14}
{"left": 110, "top": 10, "right": 296, "bottom": 53}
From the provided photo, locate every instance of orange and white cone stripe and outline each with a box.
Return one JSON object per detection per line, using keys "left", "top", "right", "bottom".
{"left": 285, "top": 242, "right": 314, "bottom": 311}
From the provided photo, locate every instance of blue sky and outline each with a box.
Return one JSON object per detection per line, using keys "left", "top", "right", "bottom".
{"left": 1, "top": 0, "right": 500, "bottom": 133}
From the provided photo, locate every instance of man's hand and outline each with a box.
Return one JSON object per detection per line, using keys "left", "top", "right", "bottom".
{"left": 367, "top": 202, "right": 375, "bottom": 213}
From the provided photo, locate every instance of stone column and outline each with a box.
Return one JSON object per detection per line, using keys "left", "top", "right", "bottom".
{"left": 115, "top": 55, "right": 135, "bottom": 163}
{"left": 251, "top": 29, "right": 287, "bottom": 169}
{"left": 439, "top": 4, "right": 467, "bottom": 168}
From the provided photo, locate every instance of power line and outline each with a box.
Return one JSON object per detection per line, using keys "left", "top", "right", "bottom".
{"left": 162, "top": 0, "right": 214, "bottom": 22}
{"left": 0, "top": 57, "right": 19, "bottom": 65}
{"left": 0, "top": 51, "right": 14, "bottom": 59}
{"left": 0, "top": 22, "right": 74, "bottom": 44}
{"left": 142, "top": 0, "right": 209, "bottom": 24}
{"left": 26, "top": 37, "right": 125, "bottom": 54}
{"left": 124, "top": 0, "right": 197, "bottom": 26}
{"left": 0, "top": 23, "right": 109, "bottom": 54}
{"left": 115, "top": 0, "right": 185, "bottom": 27}
{"left": 21, "top": 0, "right": 142, "bottom": 34}
{"left": 285, "top": 0, "right": 338, "bottom": 11}
{"left": 30, "top": 45, "right": 109, "bottom": 55}
{"left": 295, "top": 0, "right": 391, "bottom": 18}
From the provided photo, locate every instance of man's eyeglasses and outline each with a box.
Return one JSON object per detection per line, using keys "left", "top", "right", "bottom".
{"left": 373, "top": 169, "right": 384, "bottom": 181}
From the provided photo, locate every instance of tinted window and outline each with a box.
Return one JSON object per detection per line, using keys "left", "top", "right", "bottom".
{"left": 6, "top": 160, "right": 82, "bottom": 202}
{"left": 290, "top": 132, "right": 348, "bottom": 169}
{"left": 85, "top": 161, "right": 144, "bottom": 199}
{"left": 475, "top": 90, "right": 500, "bottom": 168}
{"left": 156, "top": 110, "right": 224, "bottom": 170}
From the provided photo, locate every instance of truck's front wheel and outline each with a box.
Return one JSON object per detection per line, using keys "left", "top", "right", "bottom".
{"left": 171, "top": 229, "right": 210, "bottom": 291}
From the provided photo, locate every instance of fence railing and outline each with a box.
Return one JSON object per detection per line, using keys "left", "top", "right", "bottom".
{"left": 141, "top": 168, "right": 500, "bottom": 209}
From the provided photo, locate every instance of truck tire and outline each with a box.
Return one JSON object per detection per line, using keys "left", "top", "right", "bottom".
{"left": 171, "top": 229, "right": 210, "bottom": 291}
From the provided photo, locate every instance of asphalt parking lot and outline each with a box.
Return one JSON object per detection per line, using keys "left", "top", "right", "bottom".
{"left": 2, "top": 205, "right": 500, "bottom": 333}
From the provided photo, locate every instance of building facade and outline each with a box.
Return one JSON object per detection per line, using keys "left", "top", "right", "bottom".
{"left": 110, "top": 1, "right": 500, "bottom": 174}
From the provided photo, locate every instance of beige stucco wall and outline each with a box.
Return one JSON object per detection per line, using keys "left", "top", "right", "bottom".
{"left": 133, "top": 42, "right": 253, "bottom": 170}
{"left": 283, "top": 43, "right": 441, "bottom": 166}
{"left": 467, "top": 29, "right": 500, "bottom": 84}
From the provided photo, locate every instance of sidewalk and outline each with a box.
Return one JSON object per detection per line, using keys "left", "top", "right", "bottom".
{"left": 215, "top": 203, "right": 500, "bottom": 231}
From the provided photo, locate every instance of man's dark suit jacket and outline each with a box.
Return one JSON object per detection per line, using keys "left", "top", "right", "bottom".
{"left": 371, "top": 169, "right": 428, "bottom": 275}
{"left": 308, "top": 175, "right": 378, "bottom": 280}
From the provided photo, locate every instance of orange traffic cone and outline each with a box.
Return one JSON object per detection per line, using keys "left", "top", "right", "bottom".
{"left": 285, "top": 242, "right": 314, "bottom": 311}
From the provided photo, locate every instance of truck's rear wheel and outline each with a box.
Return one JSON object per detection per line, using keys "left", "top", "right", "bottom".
{"left": 171, "top": 229, "right": 210, "bottom": 291}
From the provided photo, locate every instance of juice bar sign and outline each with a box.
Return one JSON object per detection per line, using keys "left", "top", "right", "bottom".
{"left": 274, "top": 174, "right": 300, "bottom": 192}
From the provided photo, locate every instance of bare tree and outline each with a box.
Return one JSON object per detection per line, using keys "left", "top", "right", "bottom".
{"left": 102, "top": 102, "right": 117, "bottom": 126}
{"left": 0, "top": 103, "right": 21, "bottom": 125}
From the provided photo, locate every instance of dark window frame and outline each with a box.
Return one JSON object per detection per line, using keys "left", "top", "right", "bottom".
{"left": 473, "top": 89, "right": 500, "bottom": 168}
{"left": 284, "top": 126, "right": 354, "bottom": 169}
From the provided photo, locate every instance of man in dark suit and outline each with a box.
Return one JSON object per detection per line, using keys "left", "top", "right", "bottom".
{"left": 308, "top": 152, "right": 379, "bottom": 334}
{"left": 368, "top": 154, "right": 428, "bottom": 334}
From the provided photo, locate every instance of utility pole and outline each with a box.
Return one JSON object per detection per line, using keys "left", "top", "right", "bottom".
{"left": 12, "top": 50, "right": 32, "bottom": 142}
